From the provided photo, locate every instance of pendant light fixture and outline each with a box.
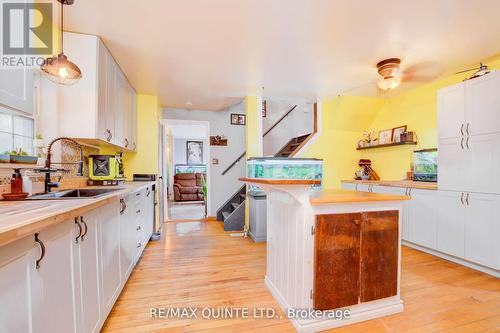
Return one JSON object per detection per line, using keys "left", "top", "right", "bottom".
{"left": 41, "top": 0, "right": 82, "bottom": 85}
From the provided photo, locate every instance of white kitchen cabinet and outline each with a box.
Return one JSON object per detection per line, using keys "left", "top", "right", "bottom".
{"left": 407, "top": 189, "right": 438, "bottom": 249}
{"left": 372, "top": 185, "right": 410, "bottom": 240}
{"left": 30, "top": 221, "right": 77, "bottom": 333}
{"left": 59, "top": 32, "right": 136, "bottom": 151}
{"left": 73, "top": 209, "right": 101, "bottom": 333}
{"left": 464, "top": 193, "right": 500, "bottom": 270}
{"left": 438, "top": 137, "right": 467, "bottom": 191}
{"left": 0, "top": 237, "right": 34, "bottom": 333}
{"left": 0, "top": 68, "right": 34, "bottom": 115}
{"left": 464, "top": 133, "right": 500, "bottom": 194}
{"left": 99, "top": 200, "right": 122, "bottom": 315}
{"left": 436, "top": 191, "right": 466, "bottom": 258}
{"left": 465, "top": 71, "right": 500, "bottom": 137}
{"left": 437, "top": 82, "right": 466, "bottom": 140}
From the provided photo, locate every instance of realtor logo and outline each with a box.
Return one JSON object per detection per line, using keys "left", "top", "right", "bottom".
{"left": 2, "top": 1, "right": 52, "bottom": 55}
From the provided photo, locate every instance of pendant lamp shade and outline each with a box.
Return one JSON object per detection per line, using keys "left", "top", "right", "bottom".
{"left": 41, "top": 53, "right": 82, "bottom": 85}
{"left": 40, "top": 0, "right": 81, "bottom": 85}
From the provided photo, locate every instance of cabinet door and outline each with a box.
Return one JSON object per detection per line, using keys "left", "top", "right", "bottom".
{"left": 465, "top": 133, "right": 500, "bottom": 194}
{"left": 360, "top": 210, "right": 398, "bottom": 302}
{"left": 408, "top": 189, "right": 438, "bottom": 248}
{"left": 30, "top": 221, "right": 77, "bottom": 333}
{"left": 0, "top": 237, "right": 34, "bottom": 333}
{"left": 465, "top": 71, "right": 500, "bottom": 136}
{"left": 105, "top": 57, "right": 116, "bottom": 145}
{"left": 120, "top": 195, "right": 135, "bottom": 281}
{"left": 130, "top": 89, "right": 137, "bottom": 151}
{"left": 313, "top": 213, "right": 360, "bottom": 310}
{"left": 113, "top": 70, "right": 126, "bottom": 148}
{"left": 438, "top": 137, "right": 467, "bottom": 191}
{"left": 465, "top": 193, "right": 500, "bottom": 270}
{"left": 438, "top": 82, "right": 466, "bottom": 139}
{"left": 100, "top": 200, "right": 121, "bottom": 314}
{"left": 75, "top": 210, "right": 101, "bottom": 333}
{"left": 97, "top": 40, "right": 109, "bottom": 142}
{"left": 0, "top": 68, "right": 34, "bottom": 115}
{"left": 436, "top": 191, "right": 466, "bottom": 258}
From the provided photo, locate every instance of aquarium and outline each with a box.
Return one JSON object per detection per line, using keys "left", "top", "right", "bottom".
{"left": 175, "top": 164, "right": 207, "bottom": 174}
{"left": 412, "top": 149, "right": 437, "bottom": 182}
{"left": 246, "top": 158, "right": 323, "bottom": 194}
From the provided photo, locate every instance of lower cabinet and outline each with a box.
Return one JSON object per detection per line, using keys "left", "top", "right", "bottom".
{"left": 407, "top": 189, "right": 438, "bottom": 248}
{"left": 436, "top": 191, "right": 466, "bottom": 258}
{"left": 313, "top": 211, "right": 399, "bottom": 310}
{"left": 0, "top": 186, "right": 156, "bottom": 333}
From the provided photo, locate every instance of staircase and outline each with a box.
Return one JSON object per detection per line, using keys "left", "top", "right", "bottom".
{"left": 217, "top": 186, "right": 246, "bottom": 231}
{"left": 275, "top": 134, "right": 311, "bottom": 157}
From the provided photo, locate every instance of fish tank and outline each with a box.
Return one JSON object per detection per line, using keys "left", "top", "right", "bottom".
{"left": 246, "top": 158, "right": 323, "bottom": 195}
{"left": 175, "top": 164, "right": 207, "bottom": 174}
{"left": 412, "top": 149, "right": 438, "bottom": 182}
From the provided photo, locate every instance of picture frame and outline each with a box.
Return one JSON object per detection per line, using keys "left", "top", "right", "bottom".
{"left": 392, "top": 125, "right": 407, "bottom": 143}
{"left": 378, "top": 128, "right": 393, "bottom": 145}
{"left": 262, "top": 100, "right": 267, "bottom": 118}
{"left": 230, "top": 113, "right": 246, "bottom": 125}
{"left": 186, "top": 141, "right": 203, "bottom": 164}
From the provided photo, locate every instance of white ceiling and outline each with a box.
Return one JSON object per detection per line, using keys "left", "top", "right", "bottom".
{"left": 64, "top": 0, "right": 500, "bottom": 110}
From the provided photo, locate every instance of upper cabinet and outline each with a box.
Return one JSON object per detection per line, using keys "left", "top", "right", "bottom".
{"left": 438, "top": 71, "right": 500, "bottom": 194}
{"left": 0, "top": 67, "right": 34, "bottom": 115}
{"left": 58, "top": 32, "right": 137, "bottom": 151}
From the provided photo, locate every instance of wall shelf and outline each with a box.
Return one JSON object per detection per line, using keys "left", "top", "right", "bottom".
{"left": 0, "top": 163, "right": 43, "bottom": 169}
{"left": 356, "top": 141, "right": 417, "bottom": 150}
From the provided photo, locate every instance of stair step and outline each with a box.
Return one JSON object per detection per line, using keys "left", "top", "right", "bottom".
{"left": 240, "top": 194, "right": 246, "bottom": 199}
{"left": 222, "top": 211, "right": 230, "bottom": 220}
{"left": 231, "top": 202, "right": 240, "bottom": 210}
{"left": 290, "top": 142, "right": 301, "bottom": 147}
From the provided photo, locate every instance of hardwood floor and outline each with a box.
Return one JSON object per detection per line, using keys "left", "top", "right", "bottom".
{"left": 103, "top": 221, "right": 500, "bottom": 333}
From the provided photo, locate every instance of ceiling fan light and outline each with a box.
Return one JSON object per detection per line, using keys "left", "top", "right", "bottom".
{"left": 377, "top": 76, "right": 402, "bottom": 90}
{"left": 41, "top": 53, "right": 82, "bottom": 85}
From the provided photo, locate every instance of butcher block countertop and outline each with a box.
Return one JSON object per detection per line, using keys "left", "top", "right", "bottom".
{"left": 341, "top": 179, "right": 438, "bottom": 190}
{"left": 310, "top": 189, "right": 409, "bottom": 205}
{"left": 0, "top": 181, "right": 154, "bottom": 248}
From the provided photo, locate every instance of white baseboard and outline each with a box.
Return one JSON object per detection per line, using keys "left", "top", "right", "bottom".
{"left": 265, "top": 276, "right": 403, "bottom": 333}
{"left": 402, "top": 241, "right": 500, "bottom": 278}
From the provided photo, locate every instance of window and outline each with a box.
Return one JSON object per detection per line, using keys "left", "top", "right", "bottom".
{"left": 0, "top": 108, "right": 34, "bottom": 155}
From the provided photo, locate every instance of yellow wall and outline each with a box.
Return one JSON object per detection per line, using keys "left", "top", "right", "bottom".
{"left": 301, "top": 96, "right": 384, "bottom": 189}
{"left": 302, "top": 53, "right": 500, "bottom": 187}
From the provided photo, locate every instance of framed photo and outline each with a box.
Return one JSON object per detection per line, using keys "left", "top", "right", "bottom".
{"left": 392, "top": 125, "right": 407, "bottom": 143}
{"left": 186, "top": 141, "right": 203, "bottom": 164}
{"left": 378, "top": 129, "right": 393, "bottom": 145}
{"left": 230, "top": 113, "right": 246, "bottom": 125}
{"left": 262, "top": 100, "right": 267, "bottom": 118}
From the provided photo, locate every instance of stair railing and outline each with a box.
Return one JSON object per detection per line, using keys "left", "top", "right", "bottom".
{"left": 221, "top": 105, "right": 298, "bottom": 176}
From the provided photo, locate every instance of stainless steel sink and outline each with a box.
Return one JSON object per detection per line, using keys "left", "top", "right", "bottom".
{"left": 26, "top": 188, "right": 120, "bottom": 200}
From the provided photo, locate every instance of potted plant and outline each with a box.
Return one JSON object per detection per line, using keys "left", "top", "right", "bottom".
{"left": 34, "top": 134, "right": 44, "bottom": 148}
{"left": 8, "top": 148, "right": 38, "bottom": 164}
{"left": 201, "top": 174, "right": 208, "bottom": 218}
{"left": 0, "top": 151, "right": 9, "bottom": 163}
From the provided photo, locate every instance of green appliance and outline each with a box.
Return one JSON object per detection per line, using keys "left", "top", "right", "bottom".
{"left": 89, "top": 155, "right": 119, "bottom": 180}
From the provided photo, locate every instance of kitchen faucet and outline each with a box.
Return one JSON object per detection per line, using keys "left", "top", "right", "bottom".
{"left": 38, "top": 137, "right": 84, "bottom": 193}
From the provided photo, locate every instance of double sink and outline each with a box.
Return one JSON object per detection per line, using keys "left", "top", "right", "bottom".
{"left": 26, "top": 188, "right": 120, "bottom": 200}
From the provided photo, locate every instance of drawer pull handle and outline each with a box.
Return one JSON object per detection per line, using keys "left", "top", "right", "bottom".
{"left": 75, "top": 217, "right": 82, "bottom": 243}
{"left": 465, "top": 193, "right": 470, "bottom": 206}
{"left": 136, "top": 209, "right": 141, "bottom": 214}
{"left": 80, "top": 216, "right": 88, "bottom": 241}
{"left": 460, "top": 192, "right": 464, "bottom": 205}
{"left": 466, "top": 123, "right": 470, "bottom": 136}
{"left": 460, "top": 137, "right": 464, "bottom": 150}
{"left": 137, "top": 243, "right": 141, "bottom": 248}
{"left": 34, "top": 233, "right": 45, "bottom": 270}
{"left": 466, "top": 137, "right": 469, "bottom": 149}
{"left": 136, "top": 226, "right": 141, "bottom": 231}
{"left": 460, "top": 123, "right": 464, "bottom": 136}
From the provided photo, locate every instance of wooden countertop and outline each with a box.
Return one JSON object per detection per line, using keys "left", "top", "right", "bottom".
{"left": 310, "top": 189, "right": 409, "bottom": 205}
{"left": 341, "top": 179, "right": 437, "bottom": 190}
{"left": 239, "top": 177, "right": 321, "bottom": 185}
{"left": 0, "top": 181, "right": 155, "bottom": 248}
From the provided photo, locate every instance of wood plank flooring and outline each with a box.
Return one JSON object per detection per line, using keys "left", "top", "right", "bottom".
{"left": 102, "top": 221, "right": 500, "bottom": 333}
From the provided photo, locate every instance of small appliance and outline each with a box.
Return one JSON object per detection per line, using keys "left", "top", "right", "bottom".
{"left": 89, "top": 155, "right": 119, "bottom": 180}
{"left": 412, "top": 149, "right": 438, "bottom": 182}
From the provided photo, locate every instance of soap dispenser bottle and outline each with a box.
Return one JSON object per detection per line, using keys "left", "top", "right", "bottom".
{"left": 11, "top": 168, "right": 23, "bottom": 194}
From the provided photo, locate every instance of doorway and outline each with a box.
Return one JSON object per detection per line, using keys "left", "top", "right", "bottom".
{"left": 161, "top": 119, "right": 211, "bottom": 221}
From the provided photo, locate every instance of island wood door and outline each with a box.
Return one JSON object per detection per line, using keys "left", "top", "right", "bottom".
{"left": 313, "top": 213, "right": 361, "bottom": 310}
{"left": 360, "top": 210, "right": 399, "bottom": 302}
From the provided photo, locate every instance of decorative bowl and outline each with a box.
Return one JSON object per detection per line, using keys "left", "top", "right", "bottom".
{"left": 9, "top": 155, "right": 38, "bottom": 164}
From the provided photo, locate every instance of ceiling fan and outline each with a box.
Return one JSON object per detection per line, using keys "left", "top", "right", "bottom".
{"left": 455, "top": 63, "right": 491, "bottom": 80}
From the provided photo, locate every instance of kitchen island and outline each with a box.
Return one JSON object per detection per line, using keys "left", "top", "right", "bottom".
{"left": 240, "top": 178, "right": 409, "bottom": 333}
